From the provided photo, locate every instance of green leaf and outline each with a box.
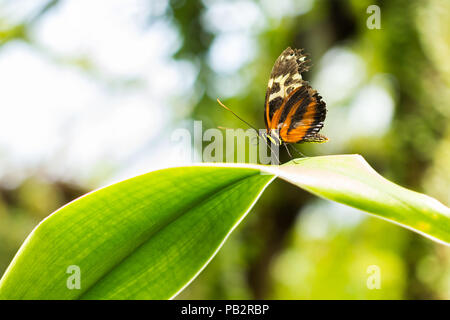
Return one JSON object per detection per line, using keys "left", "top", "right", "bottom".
{"left": 276, "top": 155, "right": 450, "bottom": 245}
{"left": 0, "top": 155, "right": 448, "bottom": 300}
{"left": 0, "top": 166, "right": 275, "bottom": 299}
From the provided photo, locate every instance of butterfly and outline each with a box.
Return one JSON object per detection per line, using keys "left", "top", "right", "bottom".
{"left": 218, "top": 47, "right": 327, "bottom": 158}
{"left": 263, "top": 47, "right": 327, "bottom": 147}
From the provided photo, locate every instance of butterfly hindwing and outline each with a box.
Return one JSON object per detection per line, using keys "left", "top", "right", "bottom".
{"left": 264, "top": 47, "right": 327, "bottom": 144}
{"left": 281, "top": 87, "right": 327, "bottom": 143}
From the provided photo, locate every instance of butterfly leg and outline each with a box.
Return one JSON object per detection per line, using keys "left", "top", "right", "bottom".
{"left": 288, "top": 144, "right": 308, "bottom": 158}
{"left": 284, "top": 143, "right": 293, "bottom": 158}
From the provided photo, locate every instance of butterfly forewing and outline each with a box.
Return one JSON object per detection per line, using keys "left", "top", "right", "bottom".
{"left": 264, "top": 47, "right": 327, "bottom": 144}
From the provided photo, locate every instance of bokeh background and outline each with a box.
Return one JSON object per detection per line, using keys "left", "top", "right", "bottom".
{"left": 0, "top": 0, "right": 449, "bottom": 299}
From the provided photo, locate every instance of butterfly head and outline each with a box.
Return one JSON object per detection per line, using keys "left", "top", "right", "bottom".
{"left": 262, "top": 129, "right": 282, "bottom": 146}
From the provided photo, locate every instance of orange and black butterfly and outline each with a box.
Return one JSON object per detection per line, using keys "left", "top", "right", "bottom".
{"left": 263, "top": 47, "right": 327, "bottom": 146}
{"left": 218, "top": 47, "right": 327, "bottom": 158}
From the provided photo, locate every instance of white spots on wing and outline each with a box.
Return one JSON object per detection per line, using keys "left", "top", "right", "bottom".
{"left": 269, "top": 73, "right": 290, "bottom": 100}
{"left": 274, "top": 73, "right": 290, "bottom": 83}
{"left": 269, "top": 89, "right": 284, "bottom": 100}
{"left": 269, "top": 72, "right": 303, "bottom": 101}
{"left": 268, "top": 78, "right": 274, "bottom": 87}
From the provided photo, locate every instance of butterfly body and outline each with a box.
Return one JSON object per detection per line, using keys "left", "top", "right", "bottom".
{"left": 264, "top": 47, "right": 328, "bottom": 145}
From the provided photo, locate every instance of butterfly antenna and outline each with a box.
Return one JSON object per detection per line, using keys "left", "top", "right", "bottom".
{"left": 217, "top": 126, "right": 233, "bottom": 130}
{"left": 217, "top": 98, "right": 281, "bottom": 165}
{"left": 217, "top": 99, "right": 259, "bottom": 132}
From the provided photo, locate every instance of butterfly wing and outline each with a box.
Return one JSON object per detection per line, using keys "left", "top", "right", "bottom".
{"left": 279, "top": 86, "right": 327, "bottom": 143}
{"left": 264, "top": 47, "right": 327, "bottom": 144}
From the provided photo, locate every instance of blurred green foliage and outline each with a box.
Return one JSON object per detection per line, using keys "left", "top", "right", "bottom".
{"left": 0, "top": 0, "right": 449, "bottom": 299}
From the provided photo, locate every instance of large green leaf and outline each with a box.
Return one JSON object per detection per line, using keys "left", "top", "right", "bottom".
{"left": 0, "top": 155, "right": 448, "bottom": 300}
{"left": 276, "top": 155, "right": 450, "bottom": 245}
{"left": 0, "top": 166, "right": 275, "bottom": 299}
